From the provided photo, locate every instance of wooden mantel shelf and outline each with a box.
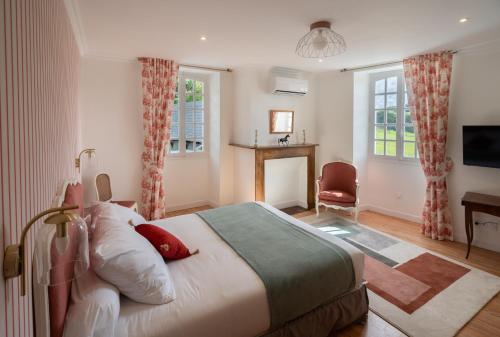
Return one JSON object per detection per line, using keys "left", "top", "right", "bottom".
{"left": 229, "top": 143, "right": 319, "bottom": 149}
{"left": 230, "top": 142, "right": 318, "bottom": 209}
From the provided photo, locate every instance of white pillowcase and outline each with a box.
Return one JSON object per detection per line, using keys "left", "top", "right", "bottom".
{"left": 111, "top": 202, "right": 146, "bottom": 226}
{"left": 90, "top": 204, "right": 175, "bottom": 304}
{"left": 63, "top": 268, "right": 120, "bottom": 337}
{"left": 88, "top": 202, "right": 146, "bottom": 228}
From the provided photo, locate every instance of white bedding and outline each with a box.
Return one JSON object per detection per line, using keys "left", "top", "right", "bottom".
{"left": 115, "top": 203, "right": 364, "bottom": 337}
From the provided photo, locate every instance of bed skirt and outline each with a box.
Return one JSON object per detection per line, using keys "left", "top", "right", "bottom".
{"left": 261, "top": 283, "right": 369, "bottom": 337}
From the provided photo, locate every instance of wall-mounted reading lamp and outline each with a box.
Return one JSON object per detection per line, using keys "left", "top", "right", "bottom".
{"left": 3, "top": 205, "right": 79, "bottom": 296}
{"left": 75, "top": 148, "right": 96, "bottom": 172}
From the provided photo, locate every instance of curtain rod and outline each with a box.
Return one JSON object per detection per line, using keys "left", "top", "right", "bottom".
{"left": 180, "top": 63, "right": 232, "bottom": 72}
{"left": 339, "top": 50, "right": 458, "bottom": 73}
{"left": 138, "top": 57, "right": 232, "bottom": 72}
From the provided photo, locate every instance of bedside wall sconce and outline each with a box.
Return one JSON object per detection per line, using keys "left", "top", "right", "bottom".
{"left": 3, "top": 205, "right": 79, "bottom": 296}
{"left": 75, "top": 148, "right": 96, "bottom": 172}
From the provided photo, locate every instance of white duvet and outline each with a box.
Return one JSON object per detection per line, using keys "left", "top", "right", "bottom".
{"left": 115, "top": 203, "right": 364, "bottom": 337}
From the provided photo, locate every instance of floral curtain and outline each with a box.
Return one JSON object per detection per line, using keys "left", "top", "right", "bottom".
{"left": 403, "top": 52, "right": 454, "bottom": 241}
{"left": 138, "top": 57, "right": 179, "bottom": 220}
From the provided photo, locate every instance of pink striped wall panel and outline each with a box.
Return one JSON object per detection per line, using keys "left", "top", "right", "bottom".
{"left": 0, "top": 0, "right": 81, "bottom": 336}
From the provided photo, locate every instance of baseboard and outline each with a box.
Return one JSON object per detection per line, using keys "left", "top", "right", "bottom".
{"left": 360, "top": 204, "right": 422, "bottom": 224}
{"left": 298, "top": 200, "right": 309, "bottom": 209}
{"left": 454, "top": 232, "right": 500, "bottom": 253}
{"left": 165, "top": 200, "right": 211, "bottom": 212}
{"left": 362, "top": 206, "right": 500, "bottom": 253}
{"left": 271, "top": 200, "right": 308, "bottom": 209}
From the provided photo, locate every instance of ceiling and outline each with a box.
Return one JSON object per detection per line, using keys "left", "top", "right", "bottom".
{"left": 72, "top": 0, "right": 500, "bottom": 71}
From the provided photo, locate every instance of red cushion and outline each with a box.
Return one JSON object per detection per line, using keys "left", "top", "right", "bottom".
{"left": 62, "top": 182, "right": 84, "bottom": 216}
{"left": 135, "top": 224, "right": 194, "bottom": 260}
{"left": 320, "top": 162, "right": 357, "bottom": 197}
{"left": 319, "top": 190, "right": 356, "bottom": 203}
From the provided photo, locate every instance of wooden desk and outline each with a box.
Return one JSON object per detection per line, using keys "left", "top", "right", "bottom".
{"left": 461, "top": 192, "right": 500, "bottom": 258}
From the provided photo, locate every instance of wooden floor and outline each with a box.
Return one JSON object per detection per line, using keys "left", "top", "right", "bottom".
{"left": 280, "top": 205, "right": 309, "bottom": 216}
{"left": 164, "top": 205, "right": 212, "bottom": 218}
{"left": 165, "top": 207, "right": 500, "bottom": 337}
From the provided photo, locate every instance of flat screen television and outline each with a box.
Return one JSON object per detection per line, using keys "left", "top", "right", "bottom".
{"left": 463, "top": 125, "right": 500, "bottom": 169}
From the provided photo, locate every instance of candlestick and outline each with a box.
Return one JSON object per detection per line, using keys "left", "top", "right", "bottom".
{"left": 302, "top": 129, "right": 306, "bottom": 145}
{"left": 254, "top": 129, "right": 258, "bottom": 147}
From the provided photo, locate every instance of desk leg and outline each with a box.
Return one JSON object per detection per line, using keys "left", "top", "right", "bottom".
{"left": 470, "top": 216, "right": 474, "bottom": 243}
{"left": 465, "top": 207, "right": 472, "bottom": 259}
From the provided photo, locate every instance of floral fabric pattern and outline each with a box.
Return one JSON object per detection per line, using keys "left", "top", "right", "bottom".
{"left": 138, "top": 58, "right": 179, "bottom": 220}
{"left": 403, "top": 52, "right": 454, "bottom": 241}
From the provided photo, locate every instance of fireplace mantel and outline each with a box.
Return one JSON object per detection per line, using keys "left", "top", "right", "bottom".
{"left": 230, "top": 143, "right": 319, "bottom": 209}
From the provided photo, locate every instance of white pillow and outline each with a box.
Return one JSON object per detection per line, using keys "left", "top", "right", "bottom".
{"left": 111, "top": 202, "right": 146, "bottom": 226}
{"left": 89, "top": 202, "right": 146, "bottom": 227}
{"left": 63, "top": 268, "right": 120, "bottom": 337}
{"left": 90, "top": 205, "right": 175, "bottom": 304}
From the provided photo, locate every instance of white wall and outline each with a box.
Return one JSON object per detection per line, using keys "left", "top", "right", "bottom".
{"left": 208, "top": 71, "right": 235, "bottom": 207}
{"left": 232, "top": 65, "right": 317, "bottom": 146}
{"left": 352, "top": 72, "right": 370, "bottom": 202}
{"left": 79, "top": 58, "right": 143, "bottom": 205}
{"left": 362, "top": 160, "right": 426, "bottom": 222}
{"left": 447, "top": 42, "right": 500, "bottom": 251}
{"left": 315, "top": 71, "right": 355, "bottom": 171}
{"left": 265, "top": 157, "right": 308, "bottom": 208}
{"left": 233, "top": 147, "right": 255, "bottom": 203}
{"left": 218, "top": 72, "right": 235, "bottom": 205}
{"left": 231, "top": 65, "right": 317, "bottom": 205}
{"left": 80, "top": 57, "right": 232, "bottom": 211}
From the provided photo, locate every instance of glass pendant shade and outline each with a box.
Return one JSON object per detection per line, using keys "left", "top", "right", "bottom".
{"left": 34, "top": 218, "right": 89, "bottom": 287}
{"left": 296, "top": 21, "right": 346, "bottom": 58}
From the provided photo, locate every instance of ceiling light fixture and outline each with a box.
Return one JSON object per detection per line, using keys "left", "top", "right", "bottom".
{"left": 318, "top": 59, "right": 323, "bottom": 63}
{"left": 296, "top": 20, "right": 346, "bottom": 58}
{"left": 459, "top": 17, "right": 469, "bottom": 23}
{"left": 200, "top": 36, "right": 207, "bottom": 41}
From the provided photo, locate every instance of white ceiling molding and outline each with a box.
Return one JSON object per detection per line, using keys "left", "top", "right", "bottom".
{"left": 63, "top": 0, "right": 88, "bottom": 55}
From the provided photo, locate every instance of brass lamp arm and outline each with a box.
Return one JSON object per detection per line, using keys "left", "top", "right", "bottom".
{"left": 77, "top": 148, "right": 95, "bottom": 159}
{"left": 3, "top": 205, "right": 78, "bottom": 296}
{"left": 19, "top": 205, "right": 78, "bottom": 252}
{"left": 75, "top": 148, "right": 96, "bottom": 172}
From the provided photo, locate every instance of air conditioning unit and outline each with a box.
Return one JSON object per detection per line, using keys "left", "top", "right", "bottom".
{"left": 272, "top": 76, "right": 308, "bottom": 96}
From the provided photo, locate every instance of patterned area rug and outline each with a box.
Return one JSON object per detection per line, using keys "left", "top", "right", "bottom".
{"left": 300, "top": 213, "right": 500, "bottom": 337}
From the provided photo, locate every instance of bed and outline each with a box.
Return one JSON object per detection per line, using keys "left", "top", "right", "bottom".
{"left": 33, "top": 181, "right": 368, "bottom": 337}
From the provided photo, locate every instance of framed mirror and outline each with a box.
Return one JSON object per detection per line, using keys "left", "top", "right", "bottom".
{"left": 269, "top": 110, "right": 294, "bottom": 134}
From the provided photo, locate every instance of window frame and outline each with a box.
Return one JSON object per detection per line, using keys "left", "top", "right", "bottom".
{"left": 168, "top": 71, "right": 209, "bottom": 157}
{"left": 368, "top": 69, "right": 418, "bottom": 163}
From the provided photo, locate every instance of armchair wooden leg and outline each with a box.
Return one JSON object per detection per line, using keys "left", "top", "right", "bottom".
{"left": 354, "top": 208, "right": 359, "bottom": 223}
{"left": 316, "top": 203, "right": 320, "bottom": 217}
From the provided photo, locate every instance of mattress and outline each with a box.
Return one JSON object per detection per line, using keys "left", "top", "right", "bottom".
{"left": 115, "top": 203, "right": 364, "bottom": 337}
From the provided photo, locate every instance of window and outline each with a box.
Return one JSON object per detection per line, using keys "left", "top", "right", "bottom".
{"left": 369, "top": 70, "right": 417, "bottom": 160}
{"left": 169, "top": 73, "right": 208, "bottom": 155}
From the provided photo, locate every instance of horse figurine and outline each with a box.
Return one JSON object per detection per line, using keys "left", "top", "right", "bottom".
{"left": 278, "top": 134, "right": 290, "bottom": 146}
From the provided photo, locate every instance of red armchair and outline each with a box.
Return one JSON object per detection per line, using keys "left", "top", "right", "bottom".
{"left": 316, "top": 161, "right": 359, "bottom": 221}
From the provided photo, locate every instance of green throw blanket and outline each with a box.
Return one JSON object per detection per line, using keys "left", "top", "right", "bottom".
{"left": 196, "top": 202, "right": 355, "bottom": 329}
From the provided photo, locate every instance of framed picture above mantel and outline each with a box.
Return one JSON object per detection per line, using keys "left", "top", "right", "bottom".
{"left": 269, "top": 110, "right": 294, "bottom": 134}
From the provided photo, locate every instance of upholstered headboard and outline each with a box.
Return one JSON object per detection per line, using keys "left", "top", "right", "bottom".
{"left": 33, "top": 179, "right": 84, "bottom": 337}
